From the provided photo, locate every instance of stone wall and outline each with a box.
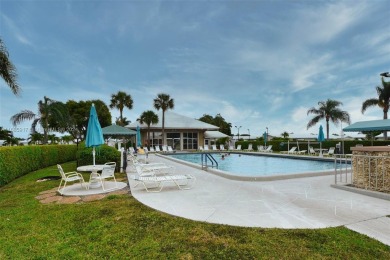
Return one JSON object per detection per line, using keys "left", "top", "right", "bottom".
{"left": 352, "top": 150, "right": 390, "bottom": 193}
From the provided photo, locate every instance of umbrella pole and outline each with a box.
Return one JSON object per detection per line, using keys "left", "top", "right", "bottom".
{"left": 319, "top": 142, "right": 323, "bottom": 157}
{"left": 93, "top": 147, "right": 96, "bottom": 165}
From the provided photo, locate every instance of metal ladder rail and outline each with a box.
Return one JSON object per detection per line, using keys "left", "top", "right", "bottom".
{"left": 201, "top": 153, "right": 219, "bottom": 170}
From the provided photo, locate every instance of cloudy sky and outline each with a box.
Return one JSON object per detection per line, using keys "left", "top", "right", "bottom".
{"left": 1, "top": 0, "right": 389, "bottom": 140}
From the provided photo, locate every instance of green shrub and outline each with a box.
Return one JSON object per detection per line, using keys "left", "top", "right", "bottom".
{"left": 0, "top": 145, "right": 77, "bottom": 186}
{"left": 76, "top": 144, "right": 121, "bottom": 171}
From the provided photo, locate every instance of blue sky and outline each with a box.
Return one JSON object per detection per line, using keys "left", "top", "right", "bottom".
{"left": 1, "top": 0, "right": 389, "bottom": 140}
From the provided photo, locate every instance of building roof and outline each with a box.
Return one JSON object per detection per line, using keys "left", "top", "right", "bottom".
{"left": 343, "top": 119, "right": 390, "bottom": 132}
{"left": 126, "top": 111, "right": 219, "bottom": 130}
{"left": 102, "top": 124, "right": 137, "bottom": 136}
{"left": 204, "top": 131, "right": 230, "bottom": 139}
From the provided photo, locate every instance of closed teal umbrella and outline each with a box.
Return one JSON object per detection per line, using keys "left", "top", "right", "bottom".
{"left": 136, "top": 125, "right": 141, "bottom": 147}
{"left": 85, "top": 104, "right": 104, "bottom": 165}
{"left": 317, "top": 125, "right": 325, "bottom": 157}
{"left": 263, "top": 131, "right": 267, "bottom": 146}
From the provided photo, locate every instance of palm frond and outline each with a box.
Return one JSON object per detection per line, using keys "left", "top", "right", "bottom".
{"left": 10, "top": 110, "right": 36, "bottom": 126}
{"left": 361, "top": 98, "right": 380, "bottom": 113}
{"left": 307, "top": 115, "right": 322, "bottom": 129}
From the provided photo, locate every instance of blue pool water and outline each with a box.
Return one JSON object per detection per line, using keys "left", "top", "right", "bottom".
{"left": 168, "top": 153, "right": 335, "bottom": 177}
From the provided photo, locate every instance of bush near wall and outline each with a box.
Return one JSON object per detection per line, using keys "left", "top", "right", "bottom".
{"left": 0, "top": 145, "right": 77, "bottom": 186}
{"left": 235, "top": 140, "right": 390, "bottom": 153}
{"left": 76, "top": 144, "right": 121, "bottom": 171}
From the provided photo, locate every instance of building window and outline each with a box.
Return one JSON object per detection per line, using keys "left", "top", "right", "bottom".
{"left": 183, "top": 132, "right": 198, "bottom": 150}
{"left": 148, "top": 132, "right": 162, "bottom": 147}
{"left": 167, "top": 133, "right": 180, "bottom": 150}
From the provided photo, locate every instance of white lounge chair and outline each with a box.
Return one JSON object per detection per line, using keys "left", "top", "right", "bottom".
{"left": 132, "top": 165, "right": 195, "bottom": 192}
{"left": 57, "top": 164, "right": 87, "bottom": 194}
{"left": 297, "top": 150, "right": 307, "bottom": 155}
{"left": 162, "top": 145, "right": 168, "bottom": 152}
{"left": 309, "top": 147, "right": 317, "bottom": 155}
{"left": 263, "top": 145, "right": 273, "bottom": 153}
{"left": 228, "top": 145, "right": 234, "bottom": 150}
{"left": 92, "top": 162, "right": 117, "bottom": 191}
{"left": 220, "top": 145, "right": 226, "bottom": 151}
{"left": 198, "top": 146, "right": 204, "bottom": 151}
{"left": 204, "top": 145, "right": 209, "bottom": 151}
{"left": 155, "top": 146, "right": 161, "bottom": 152}
{"left": 323, "top": 147, "right": 335, "bottom": 157}
{"left": 236, "top": 144, "right": 242, "bottom": 151}
{"left": 149, "top": 147, "right": 155, "bottom": 153}
{"left": 257, "top": 145, "right": 265, "bottom": 152}
{"left": 212, "top": 145, "right": 218, "bottom": 151}
{"left": 281, "top": 147, "right": 297, "bottom": 154}
{"left": 245, "top": 144, "right": 253, "bottom": 152}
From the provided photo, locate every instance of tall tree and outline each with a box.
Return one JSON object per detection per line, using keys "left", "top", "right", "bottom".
{"left": 153, "top": 93, "right": 174, "bottom": 145}
{"left": 0, "top": 38, "right": 20, "bottom": 95}
{"left": 66, "top": 99, "right": 112, "bottom": 140}
{"left": 109, "top": 91, "right": 133, "bottom": 126}
{"left": 307, "top": 99, "right": 350, "bottom": 140}
{"left": 138, "top": 110, "right": 159, "bottom": 147}
{"left": 10, "top": 96, "right": 69, "bottom": 144}
{"left": 362, "top": 77, "right": 390, "bottom": 139}
{"left": 199, "top": 113, "right": 232, "bottom": 136}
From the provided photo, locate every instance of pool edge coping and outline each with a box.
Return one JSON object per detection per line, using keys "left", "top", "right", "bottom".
{"left": 157, "top": 152, "right": 344, "bottom": 182}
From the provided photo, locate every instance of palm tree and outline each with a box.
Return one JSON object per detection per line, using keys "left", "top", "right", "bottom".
{"left": 0, "top": 127, "right": 13, "bottom": 140}
{"left": 362, "top": 77, "right": 390, "bottom": 139}
{"left": 153, "top": 93, "right": 174, "bottom": 145}
{"left": 10, "top": 96, "right": 68, "bottom": 144}
{"left": 307, "top": 99, "right": 350, "bottom": 140}
{"left": 281, "top": 131, "right": 289, "bottom": 139}
{"left": 109, "top": 91, "right": 133, "bottom": 126}
{"left": 0, "top": 38, "right": 20, "bottom": 95}
{"left": 138, "top": 110, "right": 159, "bottom": 147}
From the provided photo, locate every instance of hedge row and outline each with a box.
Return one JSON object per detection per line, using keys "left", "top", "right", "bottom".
{"left": 235, "top": 140, "right": 390, "bottom": 153}
{"left": 0, "top": 145, "right": 77, "bottom": 186}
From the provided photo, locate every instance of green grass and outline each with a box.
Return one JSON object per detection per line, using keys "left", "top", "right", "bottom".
{"left": 0, "top": 162, "right": 389, "bottom": 259}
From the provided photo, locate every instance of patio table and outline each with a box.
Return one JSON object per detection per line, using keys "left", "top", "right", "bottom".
{"left": 77, "top": 165, "right": 105, "bottom": 189}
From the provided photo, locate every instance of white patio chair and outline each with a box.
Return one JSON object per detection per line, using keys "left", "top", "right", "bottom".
{"left": 236, "top": 144, "right": 242, "bottom": 151}
{"left": 198, "top": 146, "right": 204, "bottom": 151}
{"left": 149, "top": 147, "right": 155, "bottom": 153}
{"left": 92, "top": 162, "right": 117, "bottom": 191}
{"left": 257, "top": 145, "right": 265, "bottom": 152}
{"left": 57, "top": 164, "right": 87, "bottom": 194}
{"left": 220, "top": 144, "right": 226, "bottom": 151}
{"left": 212, "top": 144, "right": 218, "bottom": 151}
{"left": 155, "top": 146, "right": 161, "bottom": 152}
{"left": 168, "top": 146, "right": 174, "bottom": 152}
{"left": 162, "top": 145, "right": 168, "bottom": 152}
{"left": 204, "top": 145, "right": 209, "bottom": 151}
{"left": 228, "top": 145, "right": 234, "bottom": 150}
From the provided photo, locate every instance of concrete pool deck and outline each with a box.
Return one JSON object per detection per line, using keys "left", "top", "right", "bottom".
{"left": 127, "top": 154, "right": 390, "bottom": 246}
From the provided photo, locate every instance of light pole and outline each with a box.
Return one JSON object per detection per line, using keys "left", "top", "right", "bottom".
{"left": 247, "top": 129, "right": 250, "bottom": 140}
{"left": 380, "top": 72, "right": 390, "bottom": 77}
{"left": 235, "top": 125, "right": 242, "bottom": 140}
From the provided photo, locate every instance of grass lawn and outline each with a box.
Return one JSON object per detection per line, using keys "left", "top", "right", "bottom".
{"left": 0, "top": 162, "right": 389, "bottom": 259}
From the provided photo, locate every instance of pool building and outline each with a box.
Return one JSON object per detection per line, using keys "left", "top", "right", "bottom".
{"left": 126, "top": 112, "right": 228, "bottom": 150}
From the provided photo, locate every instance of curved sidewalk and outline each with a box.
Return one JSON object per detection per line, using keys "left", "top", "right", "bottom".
{"left": 127, "top": 154, "right": 390, "bottom": 245}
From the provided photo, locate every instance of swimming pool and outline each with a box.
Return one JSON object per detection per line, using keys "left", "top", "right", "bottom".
{"left": 167, "top": 153, "right": 335, "bottom": 178}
